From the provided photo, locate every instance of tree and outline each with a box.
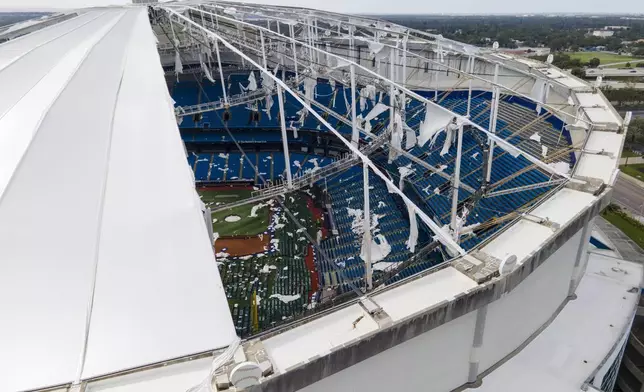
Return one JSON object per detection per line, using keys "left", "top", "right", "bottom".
{"left": 628, "top": 118, "right": 644, "bottom": 143}
{"left": 637, "top": 62, "right": 644, "bottom": 68}
{"left": 589, "top": 57, "right": 601, "bottom": 68}
{"left": 626, "top": 62, "right": 632, "bottom": 68}
{"left": 571, "top": 67, "right": 585, "bottom": 78}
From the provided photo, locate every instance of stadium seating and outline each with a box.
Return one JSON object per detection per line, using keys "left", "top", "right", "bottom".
{"left": 317, "top": 167, "right": 414, "bottom": 291}
{"left": 176, "top": 76, "right": 575, "bottom": 291}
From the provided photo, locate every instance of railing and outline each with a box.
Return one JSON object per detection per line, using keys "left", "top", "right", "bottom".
{"left": 176, "top": 89, "right": 267, "bottom": 116}
{"left": 175, "top": 73, "right": 304, "bottom": 117}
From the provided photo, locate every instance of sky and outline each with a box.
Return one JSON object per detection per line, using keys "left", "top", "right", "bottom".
{"left": 0, "top": 0, "right": 643, "bottom": 14}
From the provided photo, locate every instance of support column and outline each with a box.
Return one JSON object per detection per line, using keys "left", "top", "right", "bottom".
{"left": 349, "top": 26, "right": 355, "bottom": 64}
{"left": 363, "top": 160, "right": 372, "bottom": 290}
{"left": 214, "top": 39, "right": 228, "bottom": 105}
{"left": 450, "top": 124, "right": 464, "bottom": 238}
{"left": 389, "top": 49, "right": 396, "bottom": 132}
{"left": 467, "top": 55, "right": 474, "bottom": 117}
{"left": 568, "top": 220, "right": 592, "bottom": 297}
{"left": 485, "top": 64, "right": 500, "bottom": 183}
{"left": 350, "top": 64, "right": 359, "bottom": 147}
{"left": 314, "top": 18, "right": 320, "bottom": 64}
{"left": 401, "top": 34, "right": 408, "bottom": 120}
{"left": 468, "top": 305, "right": 488, "bottom": 384}
{"left": 277, "top": 85, "right": 293, "bottom": 189}
{"left": 259, "top": 30, "right": 268, "bottom": 69}
{"left": 290, "top": 24, "right": 298, "bottom": 81}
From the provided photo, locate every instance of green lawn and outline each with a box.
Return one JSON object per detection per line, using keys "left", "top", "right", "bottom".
{"left": 620, "top": 164, "right": 644, "bottom": 182}
{"left": 566, "top": 52, "right": 643, "bottom": 67}
{"left": 602, "top": 208, "right": 644, "bottom": 249}
{"left": 621, "top": 148, "right": 639, "bottom": 158}
{"left": 199, "top": 188, "right": 270, "bottom": 237}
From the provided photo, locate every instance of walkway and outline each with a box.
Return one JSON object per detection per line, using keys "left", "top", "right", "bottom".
{"left": 595, "top": 217, "right": 644, "bottom": 264}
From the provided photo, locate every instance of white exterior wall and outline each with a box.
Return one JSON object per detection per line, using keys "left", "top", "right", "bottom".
{"left": 478, "top": 229, "right": 582, "bottom": 372}
{"left": 299, "top": 311, "right": 477, "bottom": 392}
{"left": 300, "top": 228, "right": 585, "bottom": 392}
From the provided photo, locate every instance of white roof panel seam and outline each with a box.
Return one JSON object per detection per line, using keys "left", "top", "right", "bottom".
{"left": 73, "top": 19, "right": 132, "bottom": 384}
{"left": 0, "top": 11, "right": 106, "bottom": 73}
{"left": 0, "top": 10, "right": 137, "bottom": 392}
{"left": 80, "top": 9, "right": 236, "bottom": 379}
{"left": 0, "top": 11, "right": 126, "bottom": 201}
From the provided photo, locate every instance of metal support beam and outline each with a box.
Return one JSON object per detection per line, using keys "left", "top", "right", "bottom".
{"left": 467, "top": 55, "right": 473, "bottom": 117}
{"left": 192, "top": 3, "right": 592, "bottom": 129}
{"left": 401, "top": 35, "right": 407, "bottom": 120}
{"left": 286, "top": 83, "right": 478, "bottom": 194}
{"left": 277, "top": 85, "right": 293, "bottom": 188}
{"left": 165, "top": 7, "right": 472, "bottom": 255}
{"left": 486, "top": 64, "right": 500, "bottom": 183}
{"left": 213, "top": 38, "right": 228, "bottom": 105}
{"left": 351, "top": 64, "right": 358, "bottom": 147}
{"left": 177, "top": 5, "right": 573, "bottom": 180}
{"left": 259, "top": 30, "right": 267, "bottom": 69}
{"left": 289, "top": 24, "right": 298, "bottom": 81}
{"left": 485, "top": 179, "right": 567, "bottom": 198}
{"left": 363, "top": 160, "right": 373, "bottom": 290}
{"left": 389, "top": 47, "right": 396, "bottom": 133}
{"left": 450, "top": 124, "right": 464, "bottom": 237}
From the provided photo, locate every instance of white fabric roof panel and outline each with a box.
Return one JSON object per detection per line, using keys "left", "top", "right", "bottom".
{"left": 0, "top": 8, "right": 236, "bottom": 392}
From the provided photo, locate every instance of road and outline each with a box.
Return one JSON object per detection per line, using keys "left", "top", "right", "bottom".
{"left": 617, "top": 110, "right": 644, "bottom": 119}
{"left": 612, "top": 174, "right": 644, "bottom": 216}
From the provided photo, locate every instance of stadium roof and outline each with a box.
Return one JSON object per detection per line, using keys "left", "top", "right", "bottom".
{"left": 0, "top": 8, "right": 236, "bottom": 392}
{"left": 0, "top": 2, "right": 631, "bottom": 392}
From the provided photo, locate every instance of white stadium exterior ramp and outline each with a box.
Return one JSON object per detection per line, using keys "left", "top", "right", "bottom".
{"left": 0, "top": 3, "right": 642, "bottom": 392}
{"left": 0, "top": 7, "right": 236, "bottom": 392}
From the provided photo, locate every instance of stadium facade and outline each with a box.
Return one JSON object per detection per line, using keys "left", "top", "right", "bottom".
{"left": 0, "top": 2, "right": 641, "bottom": 392}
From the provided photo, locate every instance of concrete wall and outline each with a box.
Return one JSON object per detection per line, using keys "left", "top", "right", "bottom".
{"left": 296, "top": 228, "right": 585, "bottom": 392}
{"left": 299, "top": 312, "right": 476, "bottom": 392}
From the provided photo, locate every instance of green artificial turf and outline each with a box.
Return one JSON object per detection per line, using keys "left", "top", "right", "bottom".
{"left": 199, "top": 188, "right": 270, "bottom": 237}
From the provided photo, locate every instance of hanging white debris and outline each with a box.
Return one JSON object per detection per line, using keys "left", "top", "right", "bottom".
{"left": 497, "top": 142, "right": 521, "bottom": 158}
{"left": 174, "top": 51, "right": 183, "bottom": 75}
{"left": 264, "top": 94, "right": 273, "bottom": 121}
{"left": 342, "top": 87, "right": 351, "bottom": 114}
{"left": 397, "top": 164, "right": 414, "bottom": 190}
{"left": 541, "top": 145, "right": 548, "bottom": 157}
{"left": 240, "top": 72, "right": 258, "bottom": 92}
{"left": 396, "top": 164, "right": 418, "bottom": 252}
{"left": 418, "top": 104, "right": 453, "bottom": 147}
{"left": 440, "top": 119, "right": 460, "bottom": 156}
{"left": 388, "top": 124, "right": 402, "bottom": 163}
{"left": 199, "top": 53, "right": 215, "bottom": 84}
{"left": 364, "top": 102, "right": 388, "bottom": 123}
{"left": 296, "top": 108, "right": 308, "bottom": 132}
{"left": 529, "top": 133, "right": 541, "bottom": 143}
{"left": 403, "top": 122, "right": 417, "bottom": 150}
{"left": 530, "top": 80, "right": 549, "bottom": 114}
{"left": 367, "top": 40, "right": 385, "bottom": 55}
{"left": 406, "top": 201, "right": 418, "bottom": 252}
{"left": 303, "top": 68, "right": 318, "bottom": 101}
{"left": 359, "top": 85, "right": 377, "bottom": 112}
{"left": 360, "top": 234, "right": 391, "bottom": 263}
{"left": 548, "top": 161, "right": 571, "bottom": 175}
{"left": 332, "top": 57, "right": 351, "bottom": 69}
